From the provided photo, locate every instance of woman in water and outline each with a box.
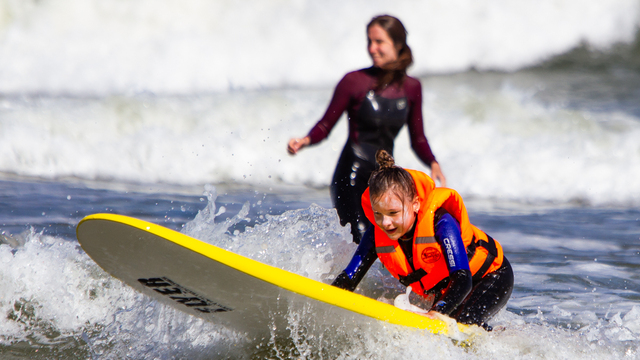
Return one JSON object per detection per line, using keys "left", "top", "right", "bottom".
{"left": 287, "top": 15, "right": 446, "bottom": 243}
{"left": 332, "top": 150, "right": 513, "bottom": 330}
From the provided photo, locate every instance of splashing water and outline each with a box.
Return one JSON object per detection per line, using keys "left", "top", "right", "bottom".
{"left": 0, "top": 184, "right": 639, "bottom": 358}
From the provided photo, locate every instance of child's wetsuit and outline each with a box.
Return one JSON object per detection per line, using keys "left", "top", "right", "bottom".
{"left": 332, "top": 210, "right": 514, "bottom": 330}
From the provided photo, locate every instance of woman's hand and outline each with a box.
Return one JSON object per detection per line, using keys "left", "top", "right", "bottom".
{"left": 287, "top": 136, "right": 310, "bottom": 155}
{"left": 430, "top": 161, "right": 447, "bottom": 187}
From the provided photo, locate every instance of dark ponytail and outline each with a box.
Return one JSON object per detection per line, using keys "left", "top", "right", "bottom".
{"left": 367, "top": 15, "right": 413, "bottom": 89}
{"left": 369, "top": 150, "right": 416, "bottom": 203}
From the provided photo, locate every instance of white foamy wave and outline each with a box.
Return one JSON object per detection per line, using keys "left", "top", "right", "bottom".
{"left": 0, "top": 229, "right": 130, "bottom": 341}
{"left": 1, "top": 196, "right": 639, "bottom": 358}
{"left": 396, "top": 79, "right": 640, "bottom": 206}
{"left": 0, "top": 0, "right": 638, "bottom": 95}
{"left": 2, "top": 76, "right": 639, "bottom": 206}
{"left": 0, "top": 229, "right": 249, "bottom": 358}
{"left": 182, "top": 184, "right": 356, "bottom": 281}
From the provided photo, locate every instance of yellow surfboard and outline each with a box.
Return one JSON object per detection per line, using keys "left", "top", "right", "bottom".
{"left": 76, "top": 213, "right": 474, "bottom": 339}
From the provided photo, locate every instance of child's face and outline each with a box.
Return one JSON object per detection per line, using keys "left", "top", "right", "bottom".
{"left": 371, "top": 189, "right": 419, "bottom": 240}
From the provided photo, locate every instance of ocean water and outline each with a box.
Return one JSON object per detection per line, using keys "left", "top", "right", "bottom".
{"left": 1, "top": 0, "right": 640, "bottom": 358}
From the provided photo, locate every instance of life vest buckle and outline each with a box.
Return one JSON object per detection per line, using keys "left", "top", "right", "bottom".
{"left": 398, "top": 268, "right": 428, "bottom": 287}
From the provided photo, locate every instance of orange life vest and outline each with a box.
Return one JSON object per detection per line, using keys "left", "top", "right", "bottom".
{"left": 361, "top": 169, "right": 504, "bottom": 297}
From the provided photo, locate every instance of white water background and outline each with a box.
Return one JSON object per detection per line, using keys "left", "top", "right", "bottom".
{"left": 1, "top": 0, "right": 640, "bottom": 206}
{"left": 2, "top": 69, "right": 639, "bottom": 206}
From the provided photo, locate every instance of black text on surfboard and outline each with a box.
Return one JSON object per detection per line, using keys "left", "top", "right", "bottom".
{"left": 138, "top": 277, "right": 233, "bottom": 314}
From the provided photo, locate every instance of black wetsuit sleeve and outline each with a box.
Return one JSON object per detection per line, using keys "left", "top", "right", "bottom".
{"left": 430, "top": 211, "right": 473, "bottom": 315}
{"left": 331, "top": 226, "right": 377, "bottom": 291}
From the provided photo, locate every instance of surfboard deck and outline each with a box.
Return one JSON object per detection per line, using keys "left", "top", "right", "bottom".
{"left": 76, "top": 213, "right": 474, "bottom": 339}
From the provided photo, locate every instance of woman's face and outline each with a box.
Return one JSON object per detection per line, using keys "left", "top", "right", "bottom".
{"left": 367, "top": 24, "right": 400, "bottom": 69}
{"left": 371, "top": 189, "right": 419, "bottom": 240}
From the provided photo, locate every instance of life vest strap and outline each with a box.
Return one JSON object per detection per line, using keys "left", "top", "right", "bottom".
{"left": 471, "top": 235, "right": 499, "bottom": 283}
{"left": 398, "top": 268, "right": 428, "bottom": 287}
{"left": 466, "top": 235, "right": 477, "bottom": 260}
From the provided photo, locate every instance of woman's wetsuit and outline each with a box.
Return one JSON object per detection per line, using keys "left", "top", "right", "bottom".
{"left": 332, "top": 211, "right": 514, "bottom": 330}
{"left": 306, "top": 67, "right": 438, "bottom": 243}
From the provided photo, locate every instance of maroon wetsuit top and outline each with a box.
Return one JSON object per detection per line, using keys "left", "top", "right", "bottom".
{"left": 306, "top": 67, "right": 437, "bottom": 166}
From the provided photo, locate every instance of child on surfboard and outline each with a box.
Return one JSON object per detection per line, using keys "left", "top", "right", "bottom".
{"left": 332, "top": 150, "right": 513, "bottom": 330}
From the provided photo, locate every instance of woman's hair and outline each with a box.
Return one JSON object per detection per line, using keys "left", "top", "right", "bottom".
{"left": 367, "top": 15, "right": 413, "bottom": 89}
{"left": 368, "top": 150, "right": 416, "bottom": 203}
